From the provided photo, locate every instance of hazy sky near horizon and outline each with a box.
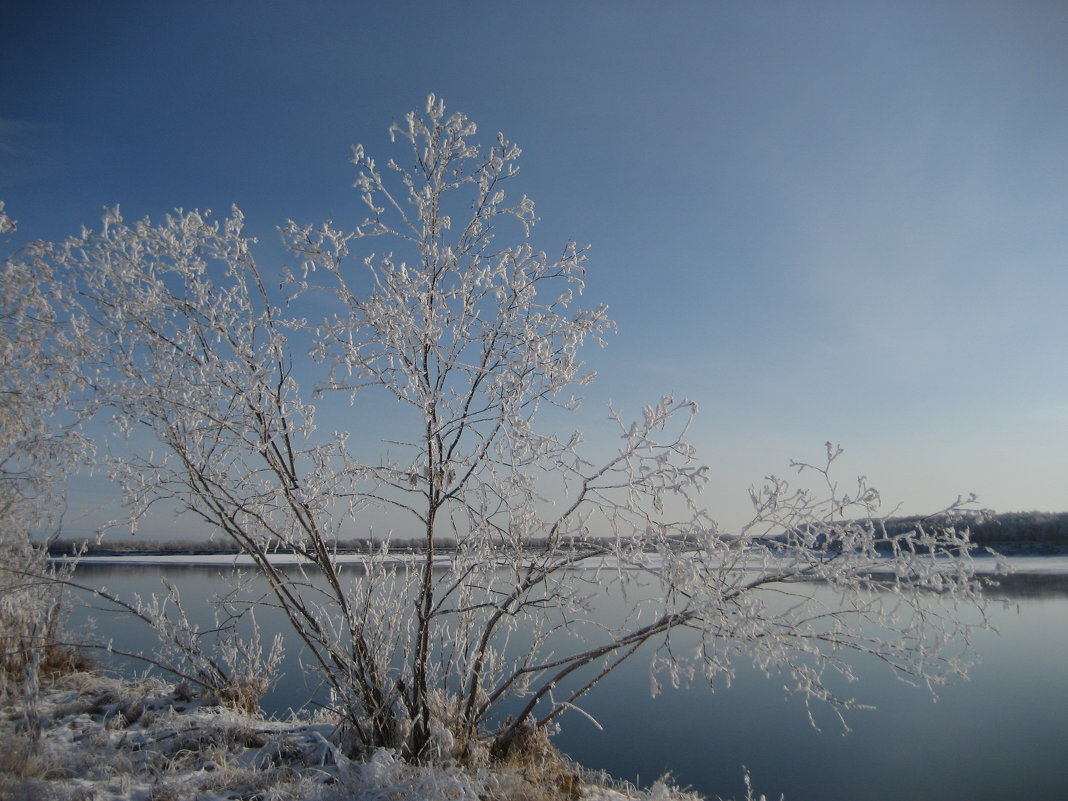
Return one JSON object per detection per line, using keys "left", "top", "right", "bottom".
{"left": 2, "top": 1, "right": 1065, "bottom": 535}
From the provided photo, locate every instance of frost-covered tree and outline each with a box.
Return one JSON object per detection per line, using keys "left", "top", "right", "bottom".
{"left": 9, "top": 97, "right": 991, "bottom": 764}
{"left": 0, "top": 202, "right": 87, "bottom": 536}
{"left": 0, "top": 202, "right": 90, "bottom": 697}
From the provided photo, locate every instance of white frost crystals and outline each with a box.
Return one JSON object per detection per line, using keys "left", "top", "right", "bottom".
{"left": 1, "top": 96, "right": 994, "bottom": 772}
{"left": 0, "top": 200, "right": 15, "bottom": 234}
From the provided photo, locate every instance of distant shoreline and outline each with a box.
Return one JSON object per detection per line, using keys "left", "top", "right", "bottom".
{"left": 51, "top": 551, "right": 452, "bottom": 568}
{"left": 56, "top": 550, "right": 1068, "bottom": 577}
{"left": 46, "top": 511, "right": 1068, "bottom": 562}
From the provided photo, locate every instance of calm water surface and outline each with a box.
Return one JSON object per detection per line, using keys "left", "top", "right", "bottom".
{"left": 66, "top": 557, "right": 1068, "bottom": 801}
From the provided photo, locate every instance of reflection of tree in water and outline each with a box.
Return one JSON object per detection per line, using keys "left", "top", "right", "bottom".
{"left": 982, "top": 571, "right": 1068, "bottom": 601}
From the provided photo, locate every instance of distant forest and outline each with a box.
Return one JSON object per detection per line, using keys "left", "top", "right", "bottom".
{"left": 878, "top": 510, "right": 1068, "bottom": 554}
{"left": 48, "top": 511, "right": 1068, "bottom": 557}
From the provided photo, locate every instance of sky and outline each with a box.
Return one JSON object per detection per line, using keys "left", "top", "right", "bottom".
{"left": 2, "top": 0, "right": 1066, "bottom": 536}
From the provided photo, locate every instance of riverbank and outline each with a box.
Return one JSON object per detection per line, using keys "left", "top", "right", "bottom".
{"left": 1, "top": 671, "right": 703, "bottom": 801}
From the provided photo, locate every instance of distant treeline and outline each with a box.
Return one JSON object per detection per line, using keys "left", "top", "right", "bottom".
{"left": 49, "top": 533, "right": 666, "bottom": 556}
{"left": 48, "top": 537, "right": 242, "bottom": 556}
{"left": 879, "top": 511, "right": 1068, "bottom": 551}
{"left": 47, "top": 535, "right": 469, "bottom": 557}
{"left": 46, "top": 511, "right": 1068, "bottom": 557}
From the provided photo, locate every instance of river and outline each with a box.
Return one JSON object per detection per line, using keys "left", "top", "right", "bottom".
{"left": 63, "top": 555, "right": 1068, "bottom": 800}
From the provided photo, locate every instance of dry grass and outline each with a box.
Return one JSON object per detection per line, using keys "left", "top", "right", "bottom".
{"left": 0, "top": 533, "right": 93, "bottom": 713}
{"left": 485, "top": 723, "right": 586, "bottom": 801}
{"left": 0, "top": 731, "right": 57, "bottom": 781}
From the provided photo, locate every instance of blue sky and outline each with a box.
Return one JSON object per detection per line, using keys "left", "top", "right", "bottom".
{"left": 3, "top": 1, "right": 1065, "bottom": 534}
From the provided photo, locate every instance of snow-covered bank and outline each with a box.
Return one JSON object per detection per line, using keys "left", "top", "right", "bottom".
{"left": 1, "top": 673, "right": 703, "bottom": 801}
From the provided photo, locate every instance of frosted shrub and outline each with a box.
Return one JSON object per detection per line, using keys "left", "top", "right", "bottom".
{"left": 3, "top": 98, "right": 992, "bottom": 767}
{"left": 66, "top": 575, "right": 286, "bottom": 714}
{"left": 0, "top": 203, "right": 90, "bottom": 702}
{"left": 0, "top": 536, "right": 84, "bottom": 703}
{"left": 129, "top": 581, "right": 285, "bottom": 714}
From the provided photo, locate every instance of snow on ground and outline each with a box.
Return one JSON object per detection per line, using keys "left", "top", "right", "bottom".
{"left": 1, "top": 672, "right": 704, "bottom": 801}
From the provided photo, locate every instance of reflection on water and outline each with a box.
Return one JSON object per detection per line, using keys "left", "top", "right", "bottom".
{"left": 65, "top": 558, "right": 1068, "bottom": 801}
{"left": 983, "top": 571, "right": 1068, "bottom": 599}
